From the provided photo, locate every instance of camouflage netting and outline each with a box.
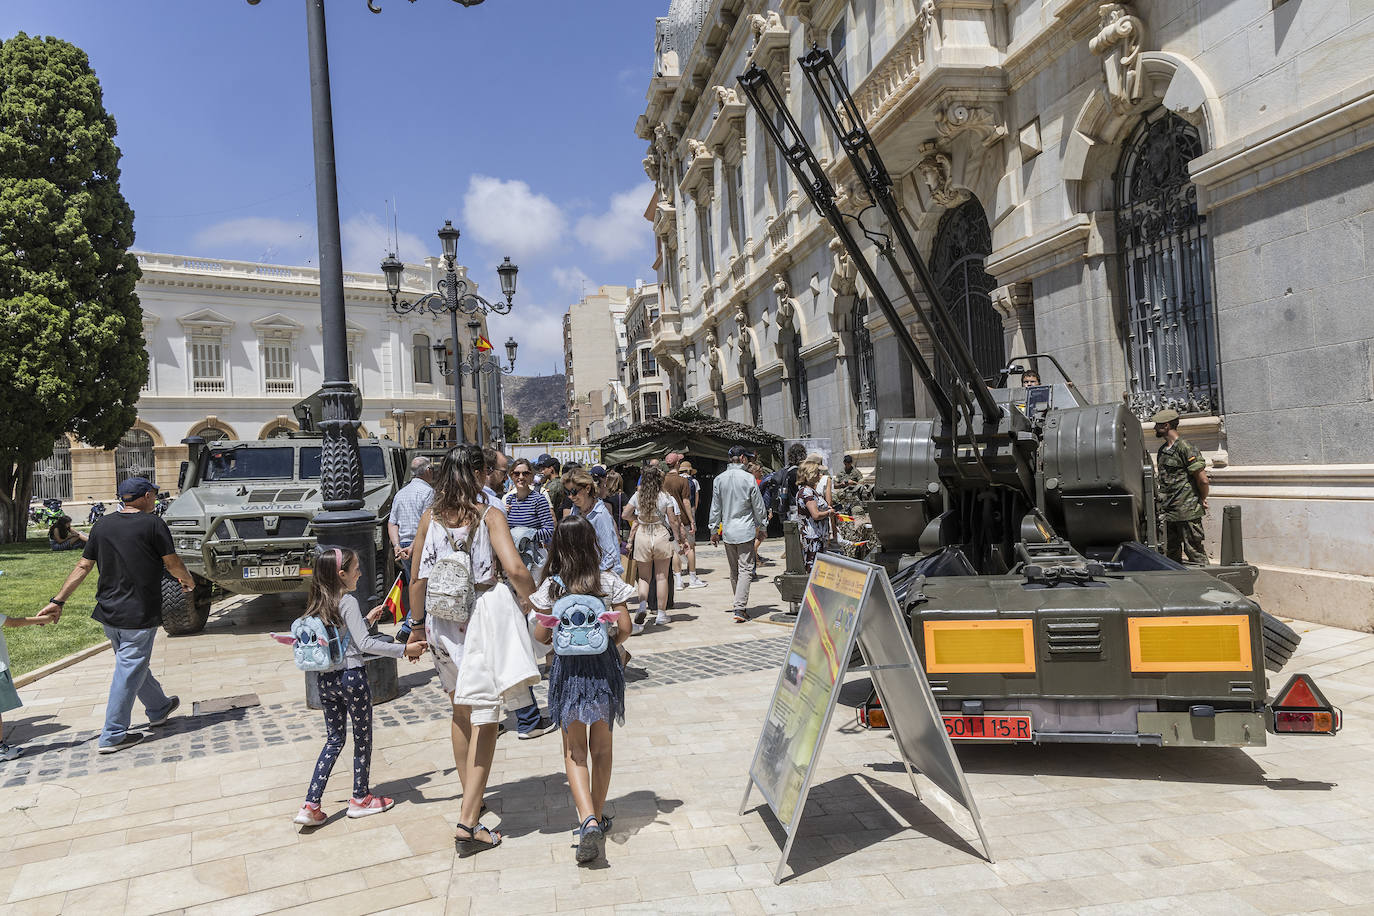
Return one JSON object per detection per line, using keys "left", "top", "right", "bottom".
{"left": 599, "top": 406, "right": 782, "bottom": 467}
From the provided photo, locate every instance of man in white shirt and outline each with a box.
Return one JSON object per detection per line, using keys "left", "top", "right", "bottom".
{"left": 481, "top": 447, "right": 508, "bottom": 515}
{"left": 709, "top": 446, "right": 768, "bottom": 623}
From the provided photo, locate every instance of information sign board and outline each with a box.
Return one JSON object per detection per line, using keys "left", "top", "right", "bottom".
{"left": 507, "top": 443, "right": 602, "bottom": 466}
{"left": 741, "top": 553, "right": 992, "bottom": 883}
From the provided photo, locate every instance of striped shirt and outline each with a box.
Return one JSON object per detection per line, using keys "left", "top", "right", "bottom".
{"left": 390, "top": 477, "right": 434, "bottom": 547}
{"left": 503, "top": 489, "right": 555, "bottom": 545}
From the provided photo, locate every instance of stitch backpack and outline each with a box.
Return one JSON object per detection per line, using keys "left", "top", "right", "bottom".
{"left": 425, "top": 507, "right": 488, "bottom": 623}
{"left": 288, "top": 614, "right": 350, "bottom": 672}
{"left": 545, "top": 576, "right": 617, "bottom": 657}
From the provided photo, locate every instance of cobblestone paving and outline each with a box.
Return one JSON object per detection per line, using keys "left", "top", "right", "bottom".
{"left": 0, "top": 636, "right": 791, "bottom": 788}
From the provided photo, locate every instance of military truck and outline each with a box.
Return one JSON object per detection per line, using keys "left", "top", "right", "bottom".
{"left": 739, "top": 49, "right": 1340, "bottom": 747}
{"left": 160, "top": 394, "right": 405, "bottom": 635}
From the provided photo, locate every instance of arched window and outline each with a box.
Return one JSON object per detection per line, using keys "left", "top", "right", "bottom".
{"left": 195, "top": 426, "right": 230, "bottom": 442}
{"left": 265, "top": 424, "right": 294, "bottom": 439}
{"left": 115, "top": 428, "right": 157, "bottom": 486}
{"left": 929, "top": 197, "right": 1004, "bottom": 388}
{"left": 31, "top": 438, "right": 73, "bottom": 501}
{"left": 1116, "top": 109, "right": 1217, "bottom": 417}
{"left": 413, "top": 333, "right": 432, "bottom": 384}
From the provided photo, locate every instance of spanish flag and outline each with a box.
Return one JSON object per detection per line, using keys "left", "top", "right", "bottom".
{"left": 475, "top": 334, "right": 494, "bottom": 352}
{"left": 383, "top": 572, "right": 405, "bottom": 624}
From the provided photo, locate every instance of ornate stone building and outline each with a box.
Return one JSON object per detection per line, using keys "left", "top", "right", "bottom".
{"left": 638, "top": 0, "right": 1374, "bottom": 626}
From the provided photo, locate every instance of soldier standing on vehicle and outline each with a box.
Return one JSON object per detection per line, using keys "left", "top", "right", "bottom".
{"left": 1152, "top": 409, "right": 1210, "bottom": 564}
{"left": 834, "top": 455, "right": 864, "bottom": 510}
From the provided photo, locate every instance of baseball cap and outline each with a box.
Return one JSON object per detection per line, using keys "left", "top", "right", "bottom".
{"left": 728, "top": 445, "right": 748, "bottom": 458}
{"left": 590, "top": 465, "right": 607, "bottom": 478}
{"left": 535, "top": 453, "right": 554, "bottom": 467}
{"left": 117, "top": 476, "right": 157, "bottom": 500}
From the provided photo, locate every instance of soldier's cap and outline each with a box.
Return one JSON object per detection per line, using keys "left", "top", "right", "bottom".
{"left": 118, "top": 476, "right": 156, "bottom": 500}
{"left": 535, "top": 453, "right": 554, "bottom": 466}
{"left": 1151, "top": 409, "right": 1181, "bottom": 424}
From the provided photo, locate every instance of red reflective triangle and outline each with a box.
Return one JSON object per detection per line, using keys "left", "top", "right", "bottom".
{"left": 1277, "top": 675, "right": 1320, "bottom": 708}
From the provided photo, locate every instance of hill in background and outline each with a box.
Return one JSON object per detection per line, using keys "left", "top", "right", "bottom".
{"left": 503, "top": 374, "right": 567, "bottom": 438}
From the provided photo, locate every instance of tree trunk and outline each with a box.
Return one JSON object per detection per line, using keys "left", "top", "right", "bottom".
{"left": 0, "top": 461, "right": 33, "bottom": 544}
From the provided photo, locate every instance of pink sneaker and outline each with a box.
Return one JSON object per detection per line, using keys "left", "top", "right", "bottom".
{"left": 347, "top": 794, "right": 395, "bottom": 818}
{"left": 293, "top": 803, "right": 326, "bottom": 826}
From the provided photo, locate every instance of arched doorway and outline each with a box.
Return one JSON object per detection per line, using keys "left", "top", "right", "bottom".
{"left": 929, "top": 197, "right": 1004, "bottom": 388}
{"left": 115, "top": 428, "right": 157, "bottom": 486}
{"left": 1115, "top": 108, "right": 1217, "bottom": 417}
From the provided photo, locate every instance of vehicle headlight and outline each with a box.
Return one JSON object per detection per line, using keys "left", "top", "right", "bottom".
{"left": 176, "top": 536, "right": 203, "bottom": 552}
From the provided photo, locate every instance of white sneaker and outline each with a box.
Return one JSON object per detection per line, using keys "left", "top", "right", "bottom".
{"left": 631, "top": 622, "right": 645, "bottom": 636}
{"left": 674, "top": 574, "right": 683, "bottom": 590}
{"left": 654, "top": 611, "right": 671, "bottom": 626}
{"left": 687, "top": 576, "right": 707, "bottom": 588}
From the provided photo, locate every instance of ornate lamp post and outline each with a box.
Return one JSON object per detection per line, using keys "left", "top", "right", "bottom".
{"left": 381, "top": 224, "right": 517, "bottom": 447}
{"left": 440, "top": 320, "right": 518, "bottom": 448}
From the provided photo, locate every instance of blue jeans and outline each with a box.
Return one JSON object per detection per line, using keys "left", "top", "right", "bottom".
{"left": 515, "top": 688, "right": 541, "bottom": 732}
{"left": 100, "top": 625, "right": 173, "bottom": 746}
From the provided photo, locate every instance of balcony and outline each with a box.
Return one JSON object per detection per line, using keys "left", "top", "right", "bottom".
{"left": 650, "top": 308, "right": 683, "bottom": 368}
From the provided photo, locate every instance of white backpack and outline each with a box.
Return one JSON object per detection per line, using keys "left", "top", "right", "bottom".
{"left": 425, "top": 507, "right": 488, "bottom": 623}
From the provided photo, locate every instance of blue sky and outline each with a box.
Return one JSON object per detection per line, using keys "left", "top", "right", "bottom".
{"left": 3, "top": 0, "right": 659, "bottom": 376}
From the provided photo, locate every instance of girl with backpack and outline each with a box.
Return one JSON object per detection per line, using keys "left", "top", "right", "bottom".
{"left": 407, "top": 445, "right": 541, "bottom": 856}
{"left": 293, "top": 546, "right": 428, "bottom": 827}
{"left": 530, "top": 515, "right": 637, "bottom": 864}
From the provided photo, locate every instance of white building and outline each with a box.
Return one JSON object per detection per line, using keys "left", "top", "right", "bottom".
{"left": 33, "top": 251, "right": 496, "bottom": 504}
{"left": 563, "top": 284, "right": 629, "bottom": 444}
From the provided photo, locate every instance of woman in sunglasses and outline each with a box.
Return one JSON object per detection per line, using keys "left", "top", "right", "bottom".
{"left": 503, "top": 458, "right": 556, "bottom": 548}
{"left": 561, "top": 468, "right": 623, "bottom": 578}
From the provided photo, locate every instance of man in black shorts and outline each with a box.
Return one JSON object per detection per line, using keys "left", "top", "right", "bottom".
{"left": 42, "top": 477, "right": 190, "bottom": 753}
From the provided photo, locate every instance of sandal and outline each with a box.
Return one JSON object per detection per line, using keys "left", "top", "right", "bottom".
{"left": 575, "top": 813, "right": 604, "bottom": 864}
{"left": 455, "top": 822, "right": 502, "bottom": 857}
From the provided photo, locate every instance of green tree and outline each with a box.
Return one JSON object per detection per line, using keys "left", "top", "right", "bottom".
{"left": 0, "top": 34, "right": 145, "bottom": 542}
{"left": 503, "top": 413, "right": 520, "bottom": 442}
{"left": 530, "top": 421, "right": 568, "bottom": 443}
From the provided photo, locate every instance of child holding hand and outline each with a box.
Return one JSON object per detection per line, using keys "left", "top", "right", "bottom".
{"left": 531, "top": 515, "right": 637, "bottom": 864}
{"left": 0, "top": 608, "right": 58, "bottom": 761}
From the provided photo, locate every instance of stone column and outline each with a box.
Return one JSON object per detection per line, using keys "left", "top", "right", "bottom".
{"left": 992, "top": 282, "right": 1036, "bottom": 360}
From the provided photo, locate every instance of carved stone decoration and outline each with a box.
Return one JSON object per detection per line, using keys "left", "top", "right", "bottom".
{"left": 772, "top": 272, "right": 799, "bottom": 360}
{"left": 686, "top": 138, "right": 711, "bottom": 161}
{"left": 705, "top": 329, "right": 724, "bottom": 392}
{"left": 653, "top": 122, "right": 677, "bottom": 162}
{"left": 991, "top": 282, "right": 1036, "bottom": 360}
{"left": 916, "top": 141, "right": 971, "bottom": 208}
{"left": 935, "top": 101, "right": 1006, "bottom": 147}
{"left": 712, "top": 84, "right": 740, "bottom": 112}
{"left": 748, "top": 10, "right": 783, "bottom": 47}
{"left": 832, "top": 180, "right": 867, "bottom": 217}
{"left": 915, "top": 0, "right": 937, "bottom": 46}
{"left": 829, "top": 235, "right": 858, "bottom": 298}
{"left": 1089, "top": 3, "right": 1146, "bottom": 113}
{"left": 642, "top": 148, "right": 659, "bottom": 185}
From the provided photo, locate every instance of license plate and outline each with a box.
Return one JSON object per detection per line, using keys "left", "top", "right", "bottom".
{"left": 943, "top": 714, "right": 1033, "bottom": 741}
{"left": 242, "top": 564, "right": 300, "bottom": 579}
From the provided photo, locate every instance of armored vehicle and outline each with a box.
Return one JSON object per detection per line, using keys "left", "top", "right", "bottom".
{"left": 740, "top": 49, "right": 1339, "bottom": 747}
{"left": 160, "top": 395, "right": 405, "bottom": 635}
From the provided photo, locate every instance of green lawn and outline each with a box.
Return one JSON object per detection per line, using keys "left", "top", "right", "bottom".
{"left": 1, "top": 538, "right": 106, "bottom": 678}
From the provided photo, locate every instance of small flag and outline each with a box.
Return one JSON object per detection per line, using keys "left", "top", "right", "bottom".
{"left": 836, "top": 513, "right": 855, "bottom": 523}
{"left": 383, "top": 572, "right": 405, "bottom": 624}
{"left": 475, "top": 335, "right": 494, "bottom": 352}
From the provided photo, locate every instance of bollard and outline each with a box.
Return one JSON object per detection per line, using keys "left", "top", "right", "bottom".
{"left": 305, "top": 654, "right": 399, "bottom": 709}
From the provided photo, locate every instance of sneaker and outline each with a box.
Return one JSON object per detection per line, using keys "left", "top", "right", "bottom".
{"left": 147, "top": 696, "right": 180, "bottom": 727}
{"left": 97, "top": 732, "right": 145, "bottom": 754}
{"left": 632, "top": 604, "right": 648, "bottom": 626}
{"left": 347, "top": 794, "right": 395, "bottom": 818}
{"left": 293, "top": 803, "right": 326, "bottom": 826}
{"left": 734, "top": 609, "right": 749, "bottom": 623}
{"left": 631, "top": 622, "right": 645, "bottom": 636}
{"left": 518, "top": 717, "right": 555, "bottom": 740}
{"left": 654, "top": 611, "right": 671, "bottom": 626}
{"left": 0, "top": 743, "right": 22, "bottom": 762}
{"left": 687, "top": 576, "right": 708, "bottom": 588}
{"left": 674, "top": 574, "right": 684, "bottom": 590}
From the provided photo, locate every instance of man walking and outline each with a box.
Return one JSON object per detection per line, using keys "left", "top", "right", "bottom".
{"left": 663, "top": 451, "right": 705, "bottom": 589}
{"left": 1152, "top": 409, "right": 1210, "bottom": 564}
{"left": 41, "top": 477, "right": 188, "bottom": 753}
{"left": 710, "top": 446, "right": 768, "bottom": 623}
{"left": 388, "top": 456, "right": 436, "bottom": 642}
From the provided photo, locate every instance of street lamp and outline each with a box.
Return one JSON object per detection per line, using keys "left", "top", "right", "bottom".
{"left": 444, "top": 319, "right": 518, "bottom": 448}
{"left": 382, "top": 221, "right": 518, "bottom": 447}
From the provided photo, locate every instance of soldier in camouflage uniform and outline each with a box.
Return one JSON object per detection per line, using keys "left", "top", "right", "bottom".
{"left": 1152, "top": 409, "right": 1210, "bottom": 564}
{"left": 833, "top": 455, "right": 865, "bottom": 510}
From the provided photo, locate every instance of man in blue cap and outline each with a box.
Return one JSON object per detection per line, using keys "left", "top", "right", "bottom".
{"left": 40, "top": 477, "right": 190, "bottom": 753}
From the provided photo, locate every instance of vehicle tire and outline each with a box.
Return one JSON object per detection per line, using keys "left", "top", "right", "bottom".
{"left": 1261, "top": 610, "right": 1301, "bottom": 672}
{"left": 162, "top": 573, "right": 213, "bottom": 636}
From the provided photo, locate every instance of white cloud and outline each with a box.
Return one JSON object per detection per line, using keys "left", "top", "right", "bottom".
{"left": 341, "top": 211, "right": 428, "bottom": 273}
{"left": 461, "top": 175, "right": 567, "bottom": 259}
{"left": 552, "top": 266, "right": 594, "bottom": 297}
{"left": 193, "top": 216, "right": 312, "bottom": 260}
{"left": 574, "top": 182, "right": 654, "bottom": 262}
{"left": 487, "top": 306, "right": 567, "bottom": 378}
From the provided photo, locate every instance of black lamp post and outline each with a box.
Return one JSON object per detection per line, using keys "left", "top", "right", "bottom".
{"left": 382, "top": 223, "right": 517, "bottom": 447}
{"left": 444, "top": 319, "right": 518, "bottom": 448}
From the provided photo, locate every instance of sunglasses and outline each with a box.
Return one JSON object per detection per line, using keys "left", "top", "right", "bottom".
{"left": 566, "top": 487, "right": 584, "bottom": 497}
{"left": 511, "top": 470, "right": 532, "bottom": 478}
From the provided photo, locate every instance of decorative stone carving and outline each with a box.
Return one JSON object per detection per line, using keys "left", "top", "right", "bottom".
{"left": 642, "top": 148, "right": 659, "bottom": 185}
{"left": 829, "top": 236, "right": 858, "bottom": 297}
{"left": 772, "top": 273, "right": 799, "bottom": 360}
{"left": 1089, "top": 3, "right": 1146, "bottom": 113}
{"left": 653, "top": 122, "right": 677, "bottom": 161}
{"left": 712, "top": 85, "right": 739, "bottom": 110}
{"left": 991, "top": 282, "right": 1036, "bottom": 360}
{"left": 916, "top": 141, "right": 971, "bottom": 208}
{"left": 915, "top": 0, "right": 937, "bottom": 46}
{"left": 748, "top": 10, "right": 783, "bottom": 46}
{"left": 705, "top": 329, "right": 723, "bottom": 391}
{"left": 832, "top": 179, "right": 866, "bottom": 216}
{"left": 935, "top": 101, "right": 1006, "bottom": 147}
{"left": 686, "top": 138, "right": 710, "bottom": 161}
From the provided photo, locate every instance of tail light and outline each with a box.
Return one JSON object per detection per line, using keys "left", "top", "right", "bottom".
{"left": 1271, "top": 673, "right": 1341, "bottom": 735}
{"left": 922, "top": 619, "right": 1036, "bottom": 674}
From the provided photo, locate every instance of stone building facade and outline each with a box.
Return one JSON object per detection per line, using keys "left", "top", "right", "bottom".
{"left": 30, "top": 252, "right": 491, "bottom": 509}
{"left": 624, "top": 283, "right": 671, "bottom": 427}
{"left": 638, "top": 0, "right": 1374, "bottom": 626}
{"left": 563, "top": 284, "right": 629, "bottom": 444}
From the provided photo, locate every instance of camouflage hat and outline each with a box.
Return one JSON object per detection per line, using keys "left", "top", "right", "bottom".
{"left": 1150, "top": 408, "right": 1180, "bottom": 424}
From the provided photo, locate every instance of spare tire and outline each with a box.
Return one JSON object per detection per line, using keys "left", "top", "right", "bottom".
{"left": 162, "top": 573, "right": 213, "bottom": 636}
{"left": 1261, "top": 610, "right": 1301, "bottom": 672}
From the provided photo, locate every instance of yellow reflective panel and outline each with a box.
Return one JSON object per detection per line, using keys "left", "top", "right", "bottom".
{"left": 1128, "top": 615, "right": 1253, "bottom": 672}
{"left": 924, "top": 620, "right": 1036, "bottom": 673}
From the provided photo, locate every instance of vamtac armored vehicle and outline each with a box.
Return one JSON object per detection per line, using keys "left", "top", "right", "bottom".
{"left": 159, "top": 389, "right": 405, "bottom": 636}
{"left": 740, "top": 49, "right": 1340, "bottom": 747}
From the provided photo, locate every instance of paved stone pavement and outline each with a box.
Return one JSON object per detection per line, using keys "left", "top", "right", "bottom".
{"left": 1, "top": 542, "right": 1372, "bottom": 915}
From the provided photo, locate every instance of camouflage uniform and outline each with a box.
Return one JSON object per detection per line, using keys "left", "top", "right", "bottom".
{"left": 833, "top": 468, "right": 865, "bottom": 509}
{"left": 1157, "top": 437, "right": 1208, "bottom": 564}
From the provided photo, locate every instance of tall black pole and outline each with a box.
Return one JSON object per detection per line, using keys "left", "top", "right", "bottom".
{"left": 304, "top": 0, "right": 378, "bottom": 606}
{"left": 469, "top": 322, "right": 486, "bottom": 448}
{"left": 449, "top": 307, "right": 465, "bottom": 445}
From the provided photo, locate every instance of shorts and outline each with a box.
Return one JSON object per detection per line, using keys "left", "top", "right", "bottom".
{"left": 633, "top": 525, "right": 673, "bottom": 563}
{"left": 0, "top": 669, "right": 22, "bottom": 714}
{"left": 425, "top": 615, "right": 501, "bottom": 725}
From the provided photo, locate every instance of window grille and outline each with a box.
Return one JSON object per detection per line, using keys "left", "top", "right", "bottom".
{"left": 191, "top": 336, "right": 225, "bottom": 393}
{"left": 115, "top": 429, "right": 157, "bottom": 486}
{"left": 31, "top": 438, "right": 73, "bottom": 501}
{"left": 1116, "top": 109, "right": 1218, "bottom": 418}
{"left": 263, "top": 341, "right": 294, "bottom": 394}
{"left": 929, "top": 197, "right": 1005, "bottom": 389}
